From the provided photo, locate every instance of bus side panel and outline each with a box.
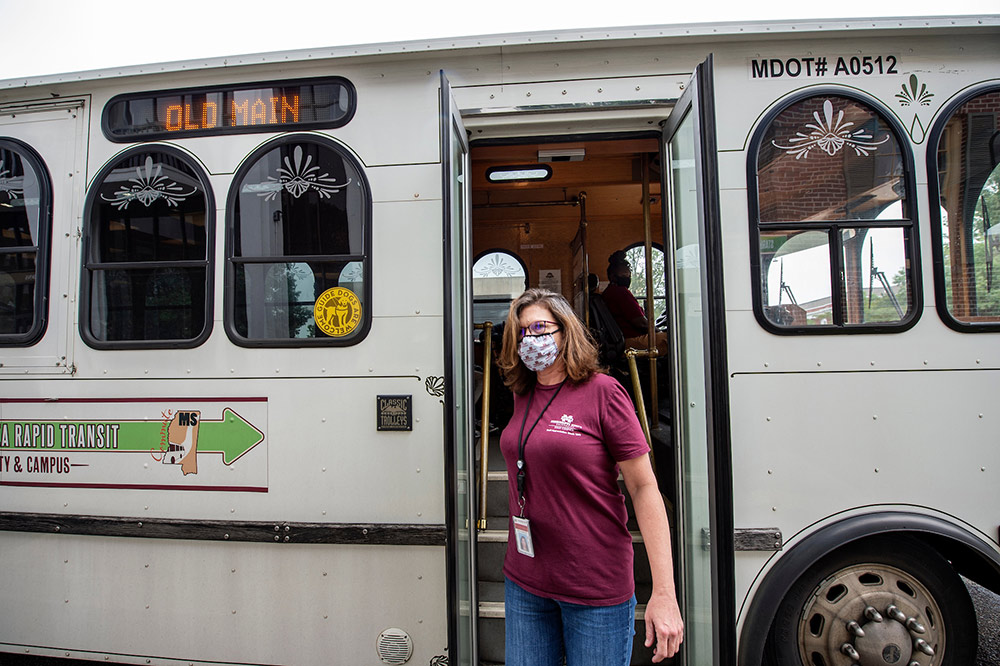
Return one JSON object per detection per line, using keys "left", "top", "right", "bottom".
{"left": 729, "top": 368, "right": 1000, "bottom": 615}
{"left": 0, "top": 533, "right": 447, "bottom": 665}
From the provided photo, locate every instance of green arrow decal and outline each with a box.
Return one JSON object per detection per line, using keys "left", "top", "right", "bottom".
{"left": 0, "top": 408, "right": 264, "bottom": 466}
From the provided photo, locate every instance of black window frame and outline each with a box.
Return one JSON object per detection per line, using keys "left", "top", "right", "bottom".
{"left": 224, "top": 133, "right": 372, "bottom": 348}
{"left": 80, "top": 144, "right": 216, "bottom": 350}
{"left": 0, "top": 138, "right": 53, "bottom": 347}
{"left": 747, "top": 87, "right": 921, "bottom": 335}
{"left": 926, "top": 83, "right": 1000, "bottom": 333}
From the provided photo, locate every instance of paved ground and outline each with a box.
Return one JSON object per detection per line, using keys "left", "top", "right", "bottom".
{"left": 970, "top": 577, "right": 1000, "bottom": 666}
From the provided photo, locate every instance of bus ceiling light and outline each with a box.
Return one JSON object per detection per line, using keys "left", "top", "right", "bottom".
{"left": 486, "top": 165, "right": 553, "bottom": 182}
{"left": 538, "top": 148, "right": 585, "bottom": 162}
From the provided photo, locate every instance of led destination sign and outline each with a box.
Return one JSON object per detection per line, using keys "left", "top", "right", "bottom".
{"left": 102, "top": 77, "right": 356, "bottom": 141}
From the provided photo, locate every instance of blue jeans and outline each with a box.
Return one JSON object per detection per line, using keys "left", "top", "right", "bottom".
{"left": 504, "top": 577, "right": 637, "bottom": 666}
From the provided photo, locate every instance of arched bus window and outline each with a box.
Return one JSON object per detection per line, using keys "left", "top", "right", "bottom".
{"left": 225, "top": 134, "right": 371, "bottom": 346}
{"left": 81, "top": 146, "right": 213, "bottom": 348}
{"left": 749, "top": 91, "right": 919, "bottom": 333}
{"left": 624, "top": 242, "right": 666, "bottom": 323}
{"left": 472, "top": 249, "right": 527, "bottom": 324}
{"left": 928, "top": 86, "right": 1000, "bottom": 331}
{"left": 0, "top": 139, "right": 50, "bottom": 345}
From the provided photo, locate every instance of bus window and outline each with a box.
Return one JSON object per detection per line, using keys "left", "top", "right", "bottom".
{"left": 930, "top": 87, "right": 1000, "bottom": 329}
{"left": 226, "top": 134, "right": 371, "bottom": 346}
{"left": 624, "top": 243, "right": 666, "bottom": 323}
{"left": 0, "top": 139, "right": 50, "bottom": 345}
{"left": 81, "top": 147, "right": 213, "bottom": 347}
{"left": 751, "top": 93, "right": 918, "bottom": 331}
{"left": 472, "top": 249, "right": 526, "bottom": 324}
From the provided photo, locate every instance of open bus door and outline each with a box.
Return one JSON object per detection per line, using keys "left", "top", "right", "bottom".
{"left": 661, "top": 56, "right": 736, "bottom": 665}
{"left": 441, "top": 71, "right": 480, "bottom": 666}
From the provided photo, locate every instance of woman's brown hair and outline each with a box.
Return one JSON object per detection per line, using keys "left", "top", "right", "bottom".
{"left": 498, "top": 288, "right": 602, "bottom": 395}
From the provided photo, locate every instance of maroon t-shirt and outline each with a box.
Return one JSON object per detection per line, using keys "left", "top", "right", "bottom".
{"left": 601, "top": 284, "right": 647, "bottom": 337}
{"left": 500, "top": 372, "right": 649, "bottom": 605}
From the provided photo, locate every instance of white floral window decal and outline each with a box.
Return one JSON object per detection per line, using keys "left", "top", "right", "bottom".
{"left": 474, "top": 252, "right": 523, "bottom": 278}
{"left": 256, "top": 145, "right": 352, "bottom": 201}
{"left": 771, "top": 99, "right": 890, "bottom": 159}
{"left": 101, "top": 156, "right": 199, "bottom": 210}
{"left": 0, "top": 159, "right": 24, "bottom": 200}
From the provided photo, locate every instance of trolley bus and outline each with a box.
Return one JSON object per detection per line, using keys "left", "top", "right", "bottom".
{"left": 0, "top": 15, "right": 998, "bottom": 666}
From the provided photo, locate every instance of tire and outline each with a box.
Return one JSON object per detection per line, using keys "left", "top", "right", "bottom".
{"left": 763, "top": 535, "right": 977, "bottom": 666}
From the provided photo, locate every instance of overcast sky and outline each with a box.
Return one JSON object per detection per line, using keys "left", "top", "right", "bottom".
{"left": 1, "top": 0, "right": 996, "bottom": 81}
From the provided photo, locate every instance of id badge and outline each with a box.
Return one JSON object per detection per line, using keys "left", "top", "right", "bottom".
{"left": 512, "top": 516, "right": 535, "bottom": 558}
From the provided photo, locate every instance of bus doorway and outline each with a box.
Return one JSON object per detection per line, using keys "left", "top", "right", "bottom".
{"left": 467, "top": 134, "right": 676, "bottom": 665}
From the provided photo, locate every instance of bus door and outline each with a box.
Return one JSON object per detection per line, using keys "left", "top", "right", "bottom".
{"left": 441, "top": 71, "right": 479, "bottom": 666}
{"left": 0, "top": 98, "right": 87, "bottom": 372}
{"left": 661, "top": 56, "right": 735, "bottom": 665}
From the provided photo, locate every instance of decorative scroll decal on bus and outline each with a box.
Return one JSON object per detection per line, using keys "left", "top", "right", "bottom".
{"left": 0, "top": 160, "right": 24, "bottom": 199}
{"left": 771, "top": 100, "right": 890, "bottom": 158}
{"left": 256, "top": 145, "right": 352, "bottom": 201}
{"left": 0, "top": 399, "right": 267, "bottom": 491}
{"left": 896, "top": 74, "right": 936, "bottom": 144}
{"left": 100, "top": 156, "right": 198, "bottom": 210}
{"left": 101, "top": 77, "right": 356, "bottom": 142}
{"left": 314, "top": 287, "right": 362, "bottom": 337}
{"left": 749, "top": 55, "right": 899, "bottom": 79}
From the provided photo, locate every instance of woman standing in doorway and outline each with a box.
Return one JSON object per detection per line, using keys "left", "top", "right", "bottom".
{"left": 497, "top": 288, "right": 683, "bottom": 666}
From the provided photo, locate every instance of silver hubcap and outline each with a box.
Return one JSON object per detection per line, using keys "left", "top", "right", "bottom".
{"left": 797, "top": 562, "right": 943, "bottom": 666}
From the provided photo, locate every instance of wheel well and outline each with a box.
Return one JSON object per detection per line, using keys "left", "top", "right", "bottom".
{"left": 737, "top": 511, "right": 1000, "bottom": 666}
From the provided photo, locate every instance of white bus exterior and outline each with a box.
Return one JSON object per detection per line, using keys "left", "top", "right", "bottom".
{"left": 0, "top": 16, "right": 998, "bottom": 666}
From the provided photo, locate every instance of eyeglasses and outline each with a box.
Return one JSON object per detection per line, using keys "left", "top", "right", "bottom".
{"left": 518, "top": 320, "right": 561, "bottom": 339}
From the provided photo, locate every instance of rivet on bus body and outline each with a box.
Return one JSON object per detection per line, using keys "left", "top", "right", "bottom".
{"left": 690, "top": 402, "right": 695, "bottom": 408}
{"left": 816, "top": 362, "right": 822, "bottom": 367}
{"left": 224, "top": 534, "right": 230, "bottom": 540}
{"left": 562, "top": 90, "right": 567, "bottom": 95}
{"left": 767, "top": 470, "right": 773, "bottom": 475}
{"left": 526, "top": 92, "right": 531, "bottom": 97}
{"left": 766, "top": 417, "right": 771, "bottom": 422}
{"left": 416, "top": 468, "right": 421, "bottom": 473}
{"left": 976, "top": 359, "right": 981, "bottom": 364}
{"left": 232, "top": 610, "right": 237, "bottom": 615}
{"left": 873, "top": 415, "right": 878, "bottom": 420}
{"left": 415, "top": 310, "right": 420, "bottom": 315}
{"left": 771, "top": 507, "right": 777, "bottom": 512}
{"left": 923, "top": 360, "right": 928, "bottom": 365}
{"left": 322, "top": 467, "right": 327, "bottom": 472}
{"left": 274, "top": 536, "right": 280, "bottom": 542}
{"left": 414, "top": 193, "right": 420, "bottom": 198}
{"left": 143, "top": 463, "right": 148, "bottom": 469}
{"left": 321, "top": 418, "right": 326, "bottom": 423}
{"left": 764, "top": 362, "right": 769, "bottom": 367}
{"left": 598, "top": 88, "right": 603, "bottom": 93}
{"left": 874, "top": 468, "right": 880, "bottom": 473}
{"left": 870, "top": 361, "right": 875, "bottom": 366}
{"left": 980, "top": 414, "right": 984, "bottom": 419}
{"left": 982, "top": 467, "right": 986, "bottom": 472}
{"left": 144, "top": 506, "right": 148, "bottom": 510}
{"left": 324, "top": 615, "right": 329, "bottom": 619}
{"left": 369, "top": 368, "right": 374, "bottom": 373}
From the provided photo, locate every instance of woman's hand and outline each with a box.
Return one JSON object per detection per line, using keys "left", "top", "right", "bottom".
{"left": 644, "top": 590, "right": 684, "bottom": 662}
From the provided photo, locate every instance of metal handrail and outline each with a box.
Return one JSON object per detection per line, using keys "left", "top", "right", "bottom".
{"left": 625, "top": 347, "right": 662, "bottom": 450}
{"left": 473, "top": 321, "right": 493, "bottom": 531}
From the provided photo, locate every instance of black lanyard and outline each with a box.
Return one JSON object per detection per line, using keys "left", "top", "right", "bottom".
{"left": 515, "top": 379, "right": 566, "bottom": 513}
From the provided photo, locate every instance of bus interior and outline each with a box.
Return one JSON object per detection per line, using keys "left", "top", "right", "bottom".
{"left": 468, "top": 134, "right": 675, "bottom": 664}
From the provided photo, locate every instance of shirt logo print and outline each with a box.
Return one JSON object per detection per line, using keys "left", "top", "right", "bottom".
{"left": 547, "top": 413, "right": 582, "bottom": 437}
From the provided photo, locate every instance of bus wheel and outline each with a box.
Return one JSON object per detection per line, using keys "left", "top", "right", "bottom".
{"left": 764, "top": 535, "right": 976, "bottom": 666}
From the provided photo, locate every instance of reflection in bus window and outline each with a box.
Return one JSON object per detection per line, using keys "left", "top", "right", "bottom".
{"left": 227, "top": 136, "right": 370, "bottom": 345}
{"left": 752, "top": 93, "right": 916, "bottom": 331}
{"left": 932, "top": 89, "right": 1000, "bottom": 327}
{"left": 0, "top": 140, "right": 49, "bottom": 344}
{"left": 472, "top": 250, "right": 526, "bottom": 324}
{"left": 82, "top": 148, "right": 212, "bottom": 347}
